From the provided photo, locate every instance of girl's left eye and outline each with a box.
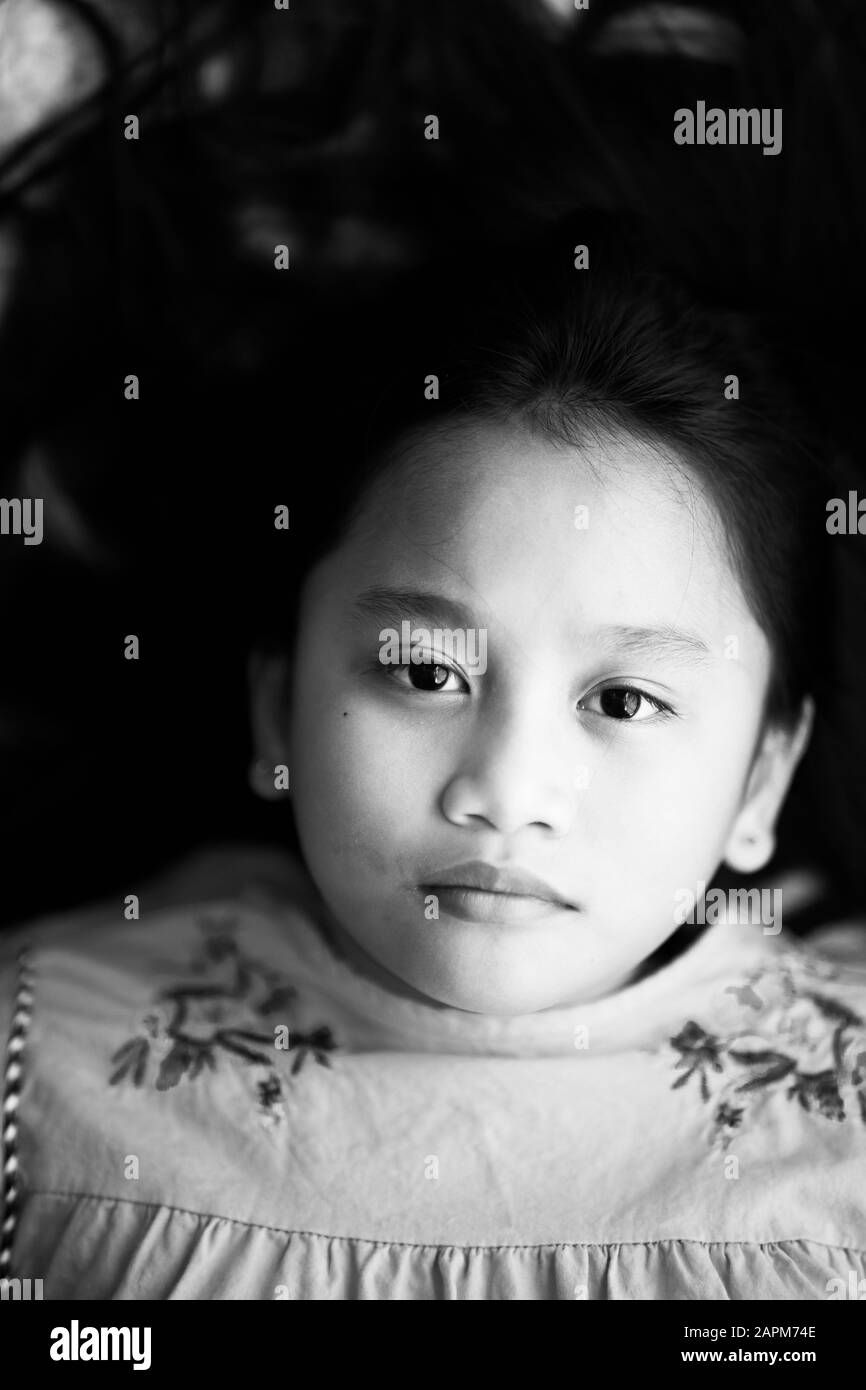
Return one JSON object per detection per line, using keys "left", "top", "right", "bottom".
{"left": 578, "top": 685, "right": 673, "bottom": 722}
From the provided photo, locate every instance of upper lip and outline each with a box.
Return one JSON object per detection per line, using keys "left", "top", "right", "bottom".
{"left": 421, "top": 860, "right": 576, "bottom": 907}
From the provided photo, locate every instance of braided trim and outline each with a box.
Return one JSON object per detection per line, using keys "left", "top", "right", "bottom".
{"left": 0, "top": 948, "right": 34, "bottom": 1277}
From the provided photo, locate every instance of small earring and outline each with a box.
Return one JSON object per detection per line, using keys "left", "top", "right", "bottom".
{"left": 727, "top": 827, "right": 774, "bottom": 874}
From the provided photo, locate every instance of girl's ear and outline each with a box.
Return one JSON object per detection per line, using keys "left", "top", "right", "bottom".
{"left": 247, "top": 650, "right": 292, "bottom": 801}
{"left": 723, "top": 696, "right": 814, "bottom": 874}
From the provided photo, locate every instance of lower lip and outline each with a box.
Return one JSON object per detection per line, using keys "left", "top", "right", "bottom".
{"left": 422, "top": 886, "right": 573, "bottom": 925}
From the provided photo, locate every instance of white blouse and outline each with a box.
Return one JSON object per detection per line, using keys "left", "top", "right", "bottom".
{"left": 1, "top": 846, "right": 865, "bottom": 1300}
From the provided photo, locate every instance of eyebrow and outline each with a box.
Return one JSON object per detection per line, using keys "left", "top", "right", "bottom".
{"left": 350, "top": 589, "right": 712, "bottom": 666}
{"left": 592, "top": 624, "right": 712, "bottom": 668}
{"left": 350, "top": 587, "right": 480, "bottom": 633}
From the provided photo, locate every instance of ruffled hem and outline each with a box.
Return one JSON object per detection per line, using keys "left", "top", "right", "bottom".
{"left": 15, "top": 1192, "right": 866, "bottom": 1300}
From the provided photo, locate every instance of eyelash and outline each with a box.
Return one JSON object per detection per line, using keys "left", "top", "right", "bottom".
{"left": 376, "top": 657, "right": 677, "bottom": 723}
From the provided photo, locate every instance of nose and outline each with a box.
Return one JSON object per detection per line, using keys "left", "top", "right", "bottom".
{"left": 439, "top": 704, "right": 577, "bottom": 840}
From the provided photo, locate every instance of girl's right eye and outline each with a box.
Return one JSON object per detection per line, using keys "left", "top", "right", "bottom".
{"left": 387, "top": 658, "right": 469, "bottom": 694}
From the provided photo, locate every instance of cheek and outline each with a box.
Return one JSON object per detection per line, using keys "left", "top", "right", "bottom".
{"left": 577, "top": 728, "right": 751, "bottom": 895}
{"left": 287, "top": 675, "right": 425, "bottom": 880}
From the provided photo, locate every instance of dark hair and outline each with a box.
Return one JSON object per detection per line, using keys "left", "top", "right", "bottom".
{"left": 269, "top": 226, "right": 830, "bottom": 732}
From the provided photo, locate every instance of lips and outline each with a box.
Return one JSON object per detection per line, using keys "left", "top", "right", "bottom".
{"left": 420, "top": 860, "right": 577, "bottom": 924}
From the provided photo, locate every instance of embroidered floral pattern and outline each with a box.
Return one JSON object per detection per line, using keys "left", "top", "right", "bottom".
{"left": 668, "top": 951, "right": 866, "bottom": 1148}
{"left": 109, "top": 913, "right": 338, "bottom": 1124}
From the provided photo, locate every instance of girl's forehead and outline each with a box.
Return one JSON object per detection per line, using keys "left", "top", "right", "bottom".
{"left": 365, "top": 418, "right": 704, "bottom": 531}
{"left": 322, "top": 419, "right": 762, "bottom": 652}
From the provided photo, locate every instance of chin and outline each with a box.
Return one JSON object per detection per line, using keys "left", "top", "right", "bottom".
{"left": 403, "top": 961, "right": 576, "bottom": 1017}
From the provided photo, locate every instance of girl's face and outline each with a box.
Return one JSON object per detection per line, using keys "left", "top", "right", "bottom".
{"left": 259, "top": 420, "right": 807, "bottom": 1015}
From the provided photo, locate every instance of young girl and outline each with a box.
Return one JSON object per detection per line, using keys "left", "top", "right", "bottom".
{"left": 1, "top": 240, "right": 865, "bottom": 1300}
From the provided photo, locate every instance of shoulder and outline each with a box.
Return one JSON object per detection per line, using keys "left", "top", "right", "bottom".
{"left": 772, "top": 922, "right": 866, "bottom": 1019}
{"left": 0, "top": 842, "right": 310, "bottom": 1165}
{"left": 0, "top": 841, "right": 308, "bottom": 976}
{"left": 662, "top": 920, "right": 866, "bottom": 1167}
{"left": 0, "top": 846, "right": 319, "bottom": 1271}
{"left": 0, "top": 845, "right": 315, "bottom": 1054}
